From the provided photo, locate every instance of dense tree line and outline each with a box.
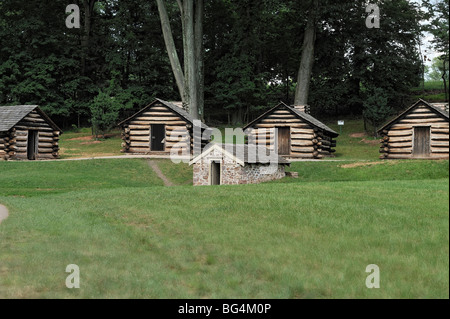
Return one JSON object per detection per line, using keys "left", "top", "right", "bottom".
{"left": 0, "top": 0, "right": 445, "bottom": 131}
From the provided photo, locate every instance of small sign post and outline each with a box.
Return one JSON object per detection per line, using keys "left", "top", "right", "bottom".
{"left": 338, "top": 120, "right": 345, "bottom": 135}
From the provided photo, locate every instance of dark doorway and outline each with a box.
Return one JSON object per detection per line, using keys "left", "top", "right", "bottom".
{"left": 413, "top": 126, "right": 431, "bottom": 157}
{"left": 27, "top": 130, "right": 39, "bottom": 160}
{"left": 210, "top": 161, "right": 221, "bottom": 186}
{"left": 151, "top": 125, "right": 166, "bottom": 152}
{"left": 277, "top": 127, "right": 291, "bottom": 155}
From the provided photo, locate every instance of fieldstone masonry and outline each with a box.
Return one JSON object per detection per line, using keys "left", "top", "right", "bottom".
{"left": 193, "top": 147, "right": 287, "bottom": 186}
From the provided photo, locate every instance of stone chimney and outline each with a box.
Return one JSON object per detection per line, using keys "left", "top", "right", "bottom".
{"left": 292, "top": 105, "right": 310, "bottom": 114}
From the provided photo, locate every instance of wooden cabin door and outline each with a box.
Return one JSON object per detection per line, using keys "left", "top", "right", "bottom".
{"left": 277, "top": 127, "right": 291, "bottom": 156}
{"left": 27, "top": 130, "right": 38, "bottom": 160}
{"left": 413, "top": 126, "right": 431, "bottom": 157}
{"left": 210, "top": 161, "right": 221, "bottom": 186}
{"left": 151, "top": 125, "right": 166, "bottom": 152}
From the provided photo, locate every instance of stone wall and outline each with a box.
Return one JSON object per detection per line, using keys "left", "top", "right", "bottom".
{"left": 242, "top": 164, "right": 286, "bottom": 185}
{"left": 193, "top": 148, "right": 286, "bottom": 186}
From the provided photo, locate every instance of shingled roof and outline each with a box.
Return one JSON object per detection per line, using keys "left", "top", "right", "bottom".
{"left": 378, "top": 99, "right": 449, "bottom": 133}
{"left": 0, "top": 105, "right": 61, "bottom": 132}
{"left": 118, "top": 98, "right": 210, "bottom": 131}
{"left": 190, "top": 143, "right": 291, "bottom": 166}
{"left": 244, "top": 102, "right": 339, "bottom": 137}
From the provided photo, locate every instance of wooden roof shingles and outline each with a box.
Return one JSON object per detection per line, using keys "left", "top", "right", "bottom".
{"left": 0, "top": 105, "right": 62, "bottom": 133}
{"left": 0, "top": 105, "right": 38, "bottom": 132}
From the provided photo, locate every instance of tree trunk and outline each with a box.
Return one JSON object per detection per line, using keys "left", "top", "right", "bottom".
{"left": 443, "top": 59, "right": 449, "bottom": 102}
{"left": 81, "top": 0, "right": 97, "bottom": 76}
{"left": 156, "top": 0, "right": 185, "bottom": 100}
{"left": 232, "top": 107, "right": 243, "bottom": 126}
{"left": 183, "top": 0, "right": 198, "bottom": 119}
{"left": 157, "top": 0, "right": 203, "bottom": 121}
{"left": 294, "top": 0, "right": 318, "bottom": 106}
{"left": 195, "top": 0, "right": 205, "bottom": 122}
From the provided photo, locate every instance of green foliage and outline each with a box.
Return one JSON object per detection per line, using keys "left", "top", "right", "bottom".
{"left": 90, "top": 92, "right": 120, "bottom": 138}
{"left": 0, "top": 0, "right": 177, "bottom": 128}
{"left": 427, "top": 58, "right": 450, "bottom": 82}
{"left": 90, "top": 75, "right": 124, "bottom": 138}
{"left": 0, "top": 0, "right": 437, "bottom": 125}
{"left": 363, "top": 87, "right": 393, "bottom": 136}
{"left": 423, "top": 0, "right": 449, "bottom": 59}
{"left": 423, "top": 0, "right": 449, "bottom": 101}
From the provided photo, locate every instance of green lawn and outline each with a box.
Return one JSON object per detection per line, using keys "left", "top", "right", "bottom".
{"left": 411, "top": 80, "right": 448, "bottom": 103}
{"left": 59, "top": 128, "right": 123, "bottom": 159}
{"left": 411, "top": 80, "right": 447, "bottom": 92}
{"left": 413, "top": 93, "right": 447, "bottom": 103}
{"left": 324, "top": 118, "right": 381, "bottom": 161}
{"left": 284, "top": 160, "right": 449, "bottom": 183}
{"left": 0, "top": 159, "right": 448, "bottom": 299}
{"left": 0, "top": 159, "right": 163, "bottom": 197}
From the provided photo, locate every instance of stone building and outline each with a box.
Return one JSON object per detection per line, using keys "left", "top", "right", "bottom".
{"left": 190, "top": 144, "right": 290, "bottom": 186}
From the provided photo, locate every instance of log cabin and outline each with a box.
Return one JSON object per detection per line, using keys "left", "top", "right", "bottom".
{"left": 243, "top": 102, "right": 339, "bottom": 159}
{"left": 190, "top": 143, "right": 290, "bottom": 186}
{"left": 118, "top": 99, "right": 211, "bottom": 156}
{"left": 378, "top": 99, "right": 449, "bottom": 160}
{"left": 0, "top": 105, "right": 62, "bottom": 161}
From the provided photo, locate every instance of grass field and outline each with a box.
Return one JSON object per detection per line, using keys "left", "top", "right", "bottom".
{"left": 59, "top": 128, "right": 123, "bottom": 159}
{"left": 0, "top": 158, "right": 448, "bottom": 299}
{"left": 411, "top": 80, "right": 447, "bottom": 92}
{"left": 411, "top": 80, "right": 449, "bottom": 102}
{"left": 0, "top": 118, "right": 448, "bottom": 299}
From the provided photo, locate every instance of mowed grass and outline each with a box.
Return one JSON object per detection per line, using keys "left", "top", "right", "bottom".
{"left": 325, "top": 119, "right": 381, "bottom": 161}
{"left": 0, "top": 159, "right": 163, "bottom": 197}
{"left": 411, "top": 80, "right": 448, "bottom": 102}
{"left": 155, "top": 160, "right": 194, "bottom": 186}
{"left": 0, "top": 159, "right": 448, "bottom": 299}
{"left": 59, "top": 128, "right": 123, "bottom": 159}
{"left": 284, "top": 160, "right": 450, "bottom": 183}
{"left": 411, "top": 80, "right": 447, "bottom": 92}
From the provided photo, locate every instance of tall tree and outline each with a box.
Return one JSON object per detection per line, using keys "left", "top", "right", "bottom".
{"left": 156, "top": 0, "right": 184, "bottom": 98}
{"left": 424, "top": 0, "right": 449, "bottom": 101}
{"left": 81, "top": 0, "right": 98, "bottom": 77}
{"left": 156, "top": 0, "right": 204, "bottom": 120}
{"left": 294, "top": 0, "right": 319, "bottom": 106}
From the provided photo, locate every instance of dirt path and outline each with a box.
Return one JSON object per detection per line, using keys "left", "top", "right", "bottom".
{"left": 147, "top": 160, "right": 174, "bottom": 187}
{"left": 0, "top": 205, "right": 9, "bottom": 225}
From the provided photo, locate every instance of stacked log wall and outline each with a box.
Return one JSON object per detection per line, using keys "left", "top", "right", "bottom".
{"left": 0, "top": 131, "right": 9, "bottom": 160}
{"left": 10, "top": 110, "right": 61, "bottom": 160}
{"left": 380, "top": 105, "right": 449, "bottom": 159}
{"left": 121, "top": 103, "right": 206, "bottom": 155}
{"left": 247, "top": 108, "right": 337, "bottom": 159}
